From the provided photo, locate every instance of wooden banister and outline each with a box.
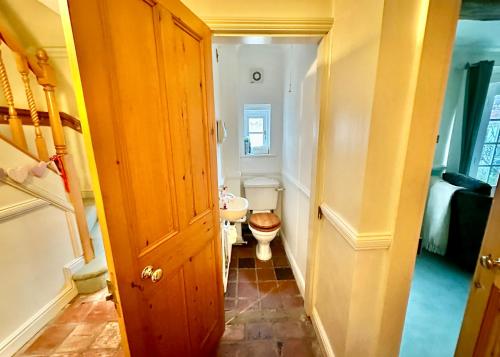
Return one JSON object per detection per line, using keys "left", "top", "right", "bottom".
{"left": 35, "top": 49, "right": 94, "bottom": 263}
{"left": 0, "top": 23, "right": 95, "bottom": 263}
{"left": 0, "top": 43, "right": 28, "bottom": 150}
{"left": 0, "top": 26, "right": 43, "bottom": 78}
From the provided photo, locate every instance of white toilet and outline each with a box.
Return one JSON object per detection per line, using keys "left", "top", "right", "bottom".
{"left": 243, "top": 177, "right": 281, "bottom": 261}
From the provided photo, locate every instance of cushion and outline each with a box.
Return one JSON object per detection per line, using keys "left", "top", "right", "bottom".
{"left": 442, "top": 172, "right": 492, "bottom": 195}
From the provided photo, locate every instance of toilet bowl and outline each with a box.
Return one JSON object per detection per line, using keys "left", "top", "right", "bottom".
{"left": 248, "top": 212, "right": 281, "bottom": 261}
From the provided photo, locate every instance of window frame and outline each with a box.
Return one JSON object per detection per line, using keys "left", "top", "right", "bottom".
{"left": 470, "top": 81, "right": 500, "bottom": 188}
{"left": 243, "top": 104, "right": 271, "bottom": 156}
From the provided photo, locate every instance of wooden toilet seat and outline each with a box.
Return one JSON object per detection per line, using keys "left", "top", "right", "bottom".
{"left": 249, "top": 212, "right": 281, "bottom": 232}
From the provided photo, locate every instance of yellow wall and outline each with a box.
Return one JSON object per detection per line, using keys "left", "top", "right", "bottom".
{"left": 181, "top": 0, "right": 332, "bottom": 19}
{"left": 309, "top": 0, "right": 460, "bottom": 356}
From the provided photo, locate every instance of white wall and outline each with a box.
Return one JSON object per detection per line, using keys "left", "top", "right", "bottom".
{"left": 281, "top": 45, "right": 318, "bottom": 294}
{"left": 0, "top": 139, "right": 82, "bottom": 357}
{"left": 216, "top": 44, "right": 285, "bottom": 178}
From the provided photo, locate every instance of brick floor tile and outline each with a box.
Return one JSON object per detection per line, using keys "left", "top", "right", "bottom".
{"left": 238, "top": 282, "right": 259, "bottom": 298}
{"left": 228, "top": 269, "right": 237, "bottom": 282}
{"left": 238, "top": 269, "right": 257, "bottom": 283}
{"left": 226, "top": 282, "right": 237, "bottom": 298}
{"left": 90, "top": 322, "right": 121, "bottom": 349}
{"left": 55, "top": 301, "right": 95, "bottom": 324}
{"left": 246, "top": 322, "right": 273, "bottom": 340}
{"left": 237, "top": 298, "right": 260, "bottom": 312}
{"left": 257, "top": 268, "right": 276, "bottom": 281}
{"left": 221, "top": 324, "right": 245, "bottom": 341}
{"left": 230, "top": 257, "right": 238, "bottom": 268}
{"left": 281, "top": 339, "right": 318, "bottom": 357}
{"left": 23, "top": 324, "right": 76, "bottom": 355}
{"left": 238, "top": 258, "right": 255, "bottom": 268}
{"left": 277, "top": 281, "right": 300, "bottom": 295}
{"left": 281, "top": 295, "right": 304, "bottom": 309}
{"left": 258, "top": 281, "right": 279, "bottom": 296}
{"left": 56, "top": 323, "right": 106, "bottom": 353}
{"left": 274, "top": 246, "right": 287, "bottom": 256}
{"left": 217, "top": 343, "right": 248, "bottom": 357}
{"left": 84, "top": 302, "right": 117, "bottom": 323}
{"left": 273, "top": 256, "right": 290, "bottom": 268}
{"left": 224, "top": 298, "right": 236, "bottom": 311}
{"left": 273, "top": 321, "right": 307, "bottom": 339}
{"left": 261, "top": 294, "right": 283, "bottom": 309}
{"left": 82, "top": 350, "right": 118, "bottom": 357}
{"left": 255, "top": 259, "right": 274, "bottom": 268}
{"left": 236, "top": 248, "right": 255, "bottom": 258}
{"left": 246, "top": 340, "right": 279, "bottom": 357}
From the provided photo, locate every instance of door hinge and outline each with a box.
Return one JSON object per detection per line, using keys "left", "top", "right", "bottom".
{"left": 317, "top": 206, "right": 323, "bottom": 220}
{"left": 216, "top": 48, "right": 219, "bottom": 63}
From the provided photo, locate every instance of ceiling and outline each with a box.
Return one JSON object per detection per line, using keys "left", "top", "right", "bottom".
{"left": 454, "top": 19, "right": 500, "bottom": 50}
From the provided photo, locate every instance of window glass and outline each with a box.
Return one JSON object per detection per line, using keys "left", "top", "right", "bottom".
{"left": 243, "top": 104, "right": 271, "bottom": 155}
{"left": 473, "top": 91, "right": 500, "bottom": 187}
{"left": 249, "top": 133, "right": 264, "bottom": 147}
{"left": 248, "top": 117, "right": 264, "bottom": 132}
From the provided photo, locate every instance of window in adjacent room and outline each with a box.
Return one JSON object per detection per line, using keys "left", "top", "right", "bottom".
{"left": 471, "top": 82, "right": 500, "bottom": 187}
{"left": 243, "top": 104, "right": 271, "bottom": 155}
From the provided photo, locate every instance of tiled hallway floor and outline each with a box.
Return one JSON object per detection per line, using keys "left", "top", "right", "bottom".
{"left": 16, "top": 228, "right": 321, "bottom": 357}
{"left": 218, "top": 227, "right": 322, "bottom": 357}
{"left": 15, "top": 289, "right": 123, "bottom": 357}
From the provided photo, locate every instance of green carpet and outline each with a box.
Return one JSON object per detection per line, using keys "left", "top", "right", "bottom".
{"left": 400, "top": 250, "right": 472, "bottom": 357}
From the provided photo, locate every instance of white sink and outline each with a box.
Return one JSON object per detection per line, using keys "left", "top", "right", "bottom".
{"left": 220, "top": 196, "right": 248, "bottom": 222}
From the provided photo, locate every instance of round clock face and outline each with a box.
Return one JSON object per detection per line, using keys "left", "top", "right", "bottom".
{"left": 252, "top": 71, "right": 262, "bottom": 82}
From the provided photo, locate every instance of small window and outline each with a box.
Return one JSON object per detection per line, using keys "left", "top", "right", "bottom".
{"left": 472, "top": 87, "right": 500, "bottom": 187}
{"left": 243, "top": 104, "right": 271, "bottom": 155}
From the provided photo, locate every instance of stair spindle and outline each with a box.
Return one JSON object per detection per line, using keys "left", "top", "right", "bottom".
{"left": 16, "top": 54, "right": 49, "bottom": 161}
{"left": 0, "top": 42, "right": 28, "bottom": 150}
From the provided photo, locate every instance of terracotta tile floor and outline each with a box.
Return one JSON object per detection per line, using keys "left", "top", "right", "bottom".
{"left": 15, "top": 289, "right": 123, "bottom": 357}
{"left": 218, "top": 226, "right": 323, "bottom": 357}
{"left": 16, "top": 227, "right": 321, "bottom": 357}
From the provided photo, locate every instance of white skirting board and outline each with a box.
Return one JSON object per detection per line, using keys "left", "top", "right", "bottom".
{"left": 0, "top": 256, "right": 84, "bottom": 357}
{"left": 311, "top": 307, "right": 336, "bottom": 357}
{"left": 280, "top": 232, "right": 306, "bottom": 297}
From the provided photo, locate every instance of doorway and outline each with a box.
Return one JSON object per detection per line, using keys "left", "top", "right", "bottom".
{"left": 401, "top": 18, "right": 500, "bottom": 357}
{"left": 212, "top": 36, "right": 325, "bottom": 354}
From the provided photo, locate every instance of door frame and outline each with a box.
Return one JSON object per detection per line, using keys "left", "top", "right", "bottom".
{"left": 59, "top": 2, "right": 333, "bottom": 355}
{"left": 304, "top": 0, "right": 465, "bottom": 356}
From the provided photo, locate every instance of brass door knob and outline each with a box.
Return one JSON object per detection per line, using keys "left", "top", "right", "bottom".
{"left": 141, "top": 265, "right": 163, "bottom": 283}
{"left": 479, "top": 255, "right": 500, "bottom": 270}
{"left": 151, "top": 268, "right": 163, "bottom": 283}
{"left": 141, "top": 265, "right": 154, "bottom": 280}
